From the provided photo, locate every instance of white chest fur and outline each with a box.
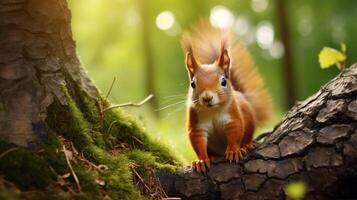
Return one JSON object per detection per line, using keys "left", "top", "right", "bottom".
{"left": 196, "top": 104, "right": 232, "bottom": 135}
{"left": 196, "top": 104, "right": 232, "bottom": 155}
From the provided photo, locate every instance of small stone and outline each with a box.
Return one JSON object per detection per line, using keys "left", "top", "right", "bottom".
{"left": 279, "top": 131, "right": 314, "bottom": 157}
{"left": 316, "top": 99, "right": 346, "bottom": 123}
{"left": 306, "top": 147, "right": 343, "bottom": 169}
{"left": 242, "top": 174, "right": 266, "bottom": 191}
{"left": 317, "top": 124, "right": 352, "bottom": 144}
{"left": 256, "top": 144, "right": 281, "bottom": 159}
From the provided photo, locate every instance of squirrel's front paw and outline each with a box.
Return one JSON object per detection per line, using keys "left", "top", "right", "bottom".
{"left": 242, "top": 142, "right": 256, "bottom": 153}
{"left": 225, "top": 146, "right": 244, "bottom": 163}
{"left": 191, "top": 158, "right": 210, "bottom": 173}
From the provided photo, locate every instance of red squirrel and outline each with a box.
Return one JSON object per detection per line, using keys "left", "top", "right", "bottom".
{"left": 182, "top": 20, "right": 272, "bottom": 173}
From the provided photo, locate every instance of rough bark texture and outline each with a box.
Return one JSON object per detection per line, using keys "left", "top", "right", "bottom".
{"left": 0, "top": 2, "right": 179, "bottom": 199}
{"left": 159, "top": 64, "right": 357, "bottom": 200}
{"left": 0, "top": 0, "right": 98, "bottom": 147}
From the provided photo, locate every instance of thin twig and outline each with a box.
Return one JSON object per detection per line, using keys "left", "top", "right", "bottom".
{"left": 69, "top": 142, "right": 105, "bottom": 172}
{"left": 131, "top": 135, "right": 144, "bottom": 145}
{"left": 62, "top": 145, "right": 81, "bottom": 193}
{"left": 129, "top": 163, "right": 152, "bottom": 193}
{"left": 150, "top": 168, "right": 169, "bottom": 198}
{"left": 105, "top": 77, "right": 116, "bottom": 101}
{"left": 0, "top": 147, "right": 19, "bottom": 159}
{"left": 103, "top": 94, "right": 154, "bottom": 112}
{"left": 97, "top": 100, "right": 104, "bottom": 121}
{"left": 107, "top": 120, "right": 117, "bottom": 135}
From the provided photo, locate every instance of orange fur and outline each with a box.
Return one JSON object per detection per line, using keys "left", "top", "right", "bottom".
{"left": 182, "top": 20, "right": 272, "bottom": 124}
{"left": 182, "top": 20, "right": 272, "bottom": 171}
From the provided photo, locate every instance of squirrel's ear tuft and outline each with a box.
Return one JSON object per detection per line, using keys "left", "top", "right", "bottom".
{"left": 185, "top": 51, "right": 199, "bottom": 79}
{"left": 217, "top": 48, "right": 231, "bottom": 76}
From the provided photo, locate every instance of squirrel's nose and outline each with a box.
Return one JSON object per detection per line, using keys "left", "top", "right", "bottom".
{"left": 202, "top": 96, "right": 213, "bottom": 104}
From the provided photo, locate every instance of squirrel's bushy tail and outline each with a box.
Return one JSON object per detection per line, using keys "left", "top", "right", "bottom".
{"left": 182, "top": 20, "right": 272, "bottom": 125}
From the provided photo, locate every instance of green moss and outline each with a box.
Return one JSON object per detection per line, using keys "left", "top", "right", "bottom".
{"left": 42, "top": 130, "right": 68, "bottom": 175}
{"left": 83, "top": 145, "right": 142, "bottom": 200}
{"left": 0, "top": 147, "right": 52, "bottom": 189}
{"left": 0, "top": 191, "right": 18, "bottom": 200}
{"left": 73, "top": 165, "right": 100, "bottom": 197}
{"left": 0, "top": 83, "right": 180, "bottom": 199}
{"left": 102, "top": 109, "right": 180, "bottom": 165}
{"left": 126, "top": 150, "right": 177, "bottom": 173}
{"left": 46, "top": 97, "right": 92, "bottom": 151}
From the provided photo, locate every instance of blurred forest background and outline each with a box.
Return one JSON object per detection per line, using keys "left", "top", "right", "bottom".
{"left": 68, "top": 0, "right": 357, "bottom": 163}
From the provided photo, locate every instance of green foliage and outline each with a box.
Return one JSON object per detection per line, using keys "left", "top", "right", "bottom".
{"left": 284, "top": 181, "right": 307, "bottom": 200}
{"left": 318, "top": 44, "right": 347, "bottom": 70}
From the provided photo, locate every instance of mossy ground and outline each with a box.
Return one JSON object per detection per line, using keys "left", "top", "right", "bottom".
{"left": 0, "top": 85, "right": 180, "bottom": 200}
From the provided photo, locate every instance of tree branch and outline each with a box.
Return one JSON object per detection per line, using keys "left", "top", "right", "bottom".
{"left": 158, "top": 64, "right": 357, "bottom": 200}
{"left": 103, "top": 94, "right": 154, "bottom": 112}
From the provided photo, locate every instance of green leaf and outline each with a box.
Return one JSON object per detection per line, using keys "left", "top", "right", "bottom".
{"left": 284, "top": 181, "right": 307, "bottom": 200}
{"left": 318, "top": 47, "right": 346, "bottom": 69}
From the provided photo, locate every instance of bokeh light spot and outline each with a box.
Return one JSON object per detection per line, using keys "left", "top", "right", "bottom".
{"left": 233, "top": 16, "right": 250, "bottom": 36}
{"left": 256, "top": 21, "right": 274, "bottom": 49}
{"left": 210, "top": 5, "right": 234, "bottom": 29}
{"left": 251, "top": 0, "right": 269, "bottom": 13}
{"left": 156, "top": 11, "right": 175, "bottom": 31}
{"left": 269, "top": 41, "right": 285, "bottom": 59}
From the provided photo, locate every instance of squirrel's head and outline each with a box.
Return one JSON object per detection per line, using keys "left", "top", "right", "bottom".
{"left": 186, "top": 48, "right": 232, "bottom": 109}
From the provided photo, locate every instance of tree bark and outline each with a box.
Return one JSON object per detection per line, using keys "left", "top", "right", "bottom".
{"left": 158, "top": 64, "right": 357, "bottom": 200}
{"left": 0, "top": 2, "right": 178, "bottom": 199}
{"left": 0, "top": 0, "right": 98, "bottom": 147}
{"left": 276, "top": 0, "right": 297, "bottom": 109}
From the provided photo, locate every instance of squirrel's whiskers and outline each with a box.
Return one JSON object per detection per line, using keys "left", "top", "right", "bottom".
{"left": 182, "top": 19, "right": 272, "bottom": 173}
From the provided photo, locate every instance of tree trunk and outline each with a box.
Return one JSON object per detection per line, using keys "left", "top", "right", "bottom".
{"left": 158, "top": 64, "right": 357, "bottom": 200}
{"left": 0, "top": 1, "right": 178, "bottom": 199}
{"left": 276, "top": 0, "right": 297, "bottom": 109}
{"left": 139, "top": 0, "right": 158, "bottom": 115}
{"left": 0, "top": 0, "right": 98, "bottom": 147}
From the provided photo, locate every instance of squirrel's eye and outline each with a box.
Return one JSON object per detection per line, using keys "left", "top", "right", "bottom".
{"left": 221, "top": 77, "right": 227, "bottom": 87}
{"left": 190, "top": 80, "right": 196, "bottom": 89}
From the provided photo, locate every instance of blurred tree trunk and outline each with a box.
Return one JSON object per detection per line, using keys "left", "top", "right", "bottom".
{"left": 0, "top": 0, "right": 98, "bottom": 147}
{"left": 159, "top": 65, "right": 357, "bottom": 199}
{"left": 276, "top": 0, "right": 297, "bottom": 109}
{"left": 138, "top": 0, "right": 158, "bottom": 116}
